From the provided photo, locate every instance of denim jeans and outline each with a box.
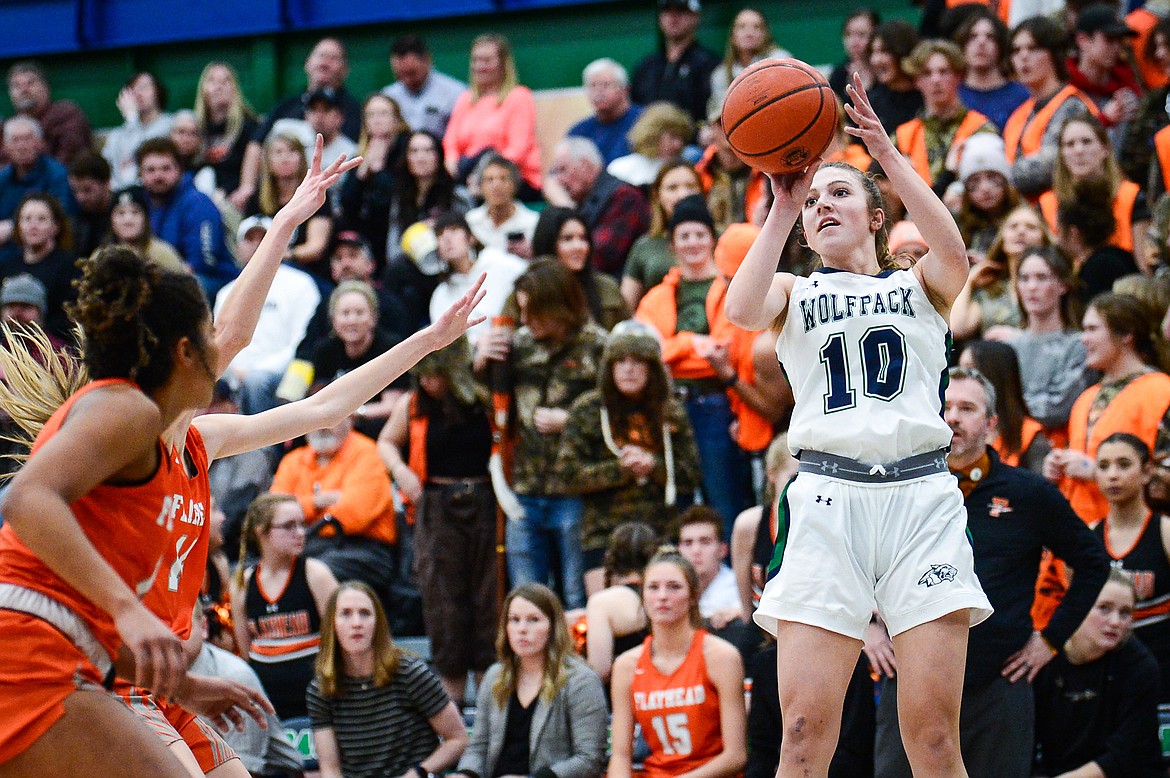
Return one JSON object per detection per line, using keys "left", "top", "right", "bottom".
{"left": 684, "top": 391, "right": 753, "bottom": 538}
{"left": 507, "top": 495, "right": 585, "bottom": 609}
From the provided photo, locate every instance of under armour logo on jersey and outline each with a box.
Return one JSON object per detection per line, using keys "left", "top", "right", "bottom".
{"left": 815, "top": 495, "right": 832, "bottom": 506}
{"left": 811, "top": 280, "right": 819, "bottom": 288}
{"left": 918, "top": 564, "right": 958, "bottom": 587}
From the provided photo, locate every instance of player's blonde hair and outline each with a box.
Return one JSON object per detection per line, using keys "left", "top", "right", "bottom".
{"left": 0, "top": 322, "right": 86, "bottom": 478}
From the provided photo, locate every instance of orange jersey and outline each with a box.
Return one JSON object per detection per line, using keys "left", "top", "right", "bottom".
{"left": 143, "top": 425, "right": 211, "bottom": 641}
{"left": 632, "top": 629, "right": 725, "bottom": 778}
{"left": 0, "top": 379, "right": 176, "bottom": 657}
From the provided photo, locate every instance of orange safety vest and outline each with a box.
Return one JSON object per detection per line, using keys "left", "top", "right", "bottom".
{"left": 992, "top": 416, "right": 1045, "bottom": 468}
{"left": 1003, "top": 84, "right": 1100, "bottom": 164}
{"left": 1038, "top": 179, "right": 1141, "bottom": 252}
{"left": 1155, "top": 125, "right": 1170, "bottom": 194}
{"left": 695, "top": 144, "right": 767, "bottom": 222}
{"left": 1064, "top": 372, "right": 1170, "bottom": 524}
{"left": 895, "top": 111, "right": 992, "bottom": 186}
{"left": 402, "top": 394, "right": 429, "bottom": 525}
{"left": 635, "top": 268, "right": 774, "bottom": 452}
{"left": 824, "top": 140, "right": 872, "bottom": 172}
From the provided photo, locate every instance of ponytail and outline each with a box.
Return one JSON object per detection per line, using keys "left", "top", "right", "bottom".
{"left": 0, "top": 322, "right": 86, "bottom": 479}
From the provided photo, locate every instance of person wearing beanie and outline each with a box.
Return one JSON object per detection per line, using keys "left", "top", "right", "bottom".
{"left": 0, "top": 272, "right": 47, "bottom": 327}
{"left": 378, "top": 335, "right": 497, "bottom": 704}
{"left": 635, "top": 194, "right": 767, "bottom": 536}
{"left": 551, "top": 320, "right": 702, "bottom": 594}
{"left": 953, "top": 133, "right": 1021, "bottom": 259}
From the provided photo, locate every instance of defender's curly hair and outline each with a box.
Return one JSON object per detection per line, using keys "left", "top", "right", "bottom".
{"left": 68, "top": 246, "right": 209, "bottom": 394}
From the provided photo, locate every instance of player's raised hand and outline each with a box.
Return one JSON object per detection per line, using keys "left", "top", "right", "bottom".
{"left": 844, "top": 72, "right": 896, "bottom": 160}
{"left": 766, "top": 163, "right": 819, "bottom": 212}
{"left": 280, "top": 134, "right": 364, "bottom": 226}
{"left": 428, "top": 273, "right": 488, "bottom": 348}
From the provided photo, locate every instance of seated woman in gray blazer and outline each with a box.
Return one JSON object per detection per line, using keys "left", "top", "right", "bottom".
{"left": 454, "top": 583, "right": 608, "bottom": 778}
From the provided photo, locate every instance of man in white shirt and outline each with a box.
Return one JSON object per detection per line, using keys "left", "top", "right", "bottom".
{"left": 428, "top": 211, "right": 526, "bottom": 344}
{"left": 383, "top": 35, "right": 466, "bottom": 139}
{"left": 677, "top": 506, "right": 743, "bottom": 625}
{"left": 214, "top": 216, "right": 321, "bottom": 414}
{"left": 465, "top": 155, "right": 539, "bottom": 255}
{"left": 677, "top": 506, "right": 760, "bottom": 659}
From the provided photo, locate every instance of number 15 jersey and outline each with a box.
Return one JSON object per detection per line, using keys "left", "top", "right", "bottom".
{"left": 779, "top": 267, "right": 952, "bottom": 465}
{"left": 631, "top": 629, "right": 723, "bottom": 778}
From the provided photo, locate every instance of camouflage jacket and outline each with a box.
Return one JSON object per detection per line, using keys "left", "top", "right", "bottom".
{"left": 550, "top": 390, "right": 702, "bottom": 552}
{"left": 508, "top": 322, "right": 608, "bottom": 495}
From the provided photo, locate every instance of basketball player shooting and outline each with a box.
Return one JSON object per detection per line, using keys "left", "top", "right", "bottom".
{"left": 725, "top": 73, "right": 993, "bottom": 778}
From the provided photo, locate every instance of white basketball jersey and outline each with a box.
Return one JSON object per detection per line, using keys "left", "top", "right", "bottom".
{"left": 778, "top": 267, "right": 953, "bottom": 465}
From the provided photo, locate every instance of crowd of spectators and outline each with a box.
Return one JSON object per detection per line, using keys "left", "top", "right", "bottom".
{"left": 7, "top": 0, "right": 1170, "bottom": 773}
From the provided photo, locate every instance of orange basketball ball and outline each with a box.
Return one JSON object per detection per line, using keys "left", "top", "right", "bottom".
{"left": 720, "top": 58, "right": 838, "bottom": 174}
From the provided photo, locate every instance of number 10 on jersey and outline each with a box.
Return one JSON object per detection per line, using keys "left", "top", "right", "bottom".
{"left": 819, "top": 326, "right": 907, "bottom": 413}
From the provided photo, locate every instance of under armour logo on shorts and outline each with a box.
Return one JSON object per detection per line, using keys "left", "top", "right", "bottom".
{"left": 815, "top": 495, "right": 832, "bottom": 506}
{"left": 917, "top": 564, "right": 958, "bottom": 587}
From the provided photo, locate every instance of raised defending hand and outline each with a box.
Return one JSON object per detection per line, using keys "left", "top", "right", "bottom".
{"left": 279, "top": 133, "right": 364, "bottom": 227}
{"left": 844, "top": 73, "right": 896, "bottom": 160}
{"left": 428, "top": 273, "right": 488, "bottom": 349}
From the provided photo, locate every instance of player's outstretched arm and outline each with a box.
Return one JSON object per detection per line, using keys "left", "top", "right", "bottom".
{"left": 844, "top": 74, "right": 967, "bottom": 308}
{"left": 212, "top": 134, "right": 363, "bottom": 372}
{"left": 195, "top": 275, "right": 487, "bottom": 462}
{"left": 725, "top": 169, "right": 807, "bottom": 331}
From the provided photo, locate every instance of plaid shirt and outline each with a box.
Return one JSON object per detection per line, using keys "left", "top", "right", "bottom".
{"left": 591, "top": 183, "right": 649, "bottom": 276}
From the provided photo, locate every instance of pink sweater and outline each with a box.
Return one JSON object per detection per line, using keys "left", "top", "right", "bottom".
{"left": 443, "top": 86, "right": 542, "bottom": 189}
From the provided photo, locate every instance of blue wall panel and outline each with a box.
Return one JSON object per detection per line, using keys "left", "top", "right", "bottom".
{"left": 81, "top": 0, "right": 282, "bottom": 48}
{"left": 0, "top": 0, "right": 80, "bottom": 56}
{"left": 283, "top": 0, "right": 498, "bottom": 28}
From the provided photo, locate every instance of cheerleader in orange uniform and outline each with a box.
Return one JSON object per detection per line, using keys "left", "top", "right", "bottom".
{"left": 608, "top": 548, "right": 746, "bottom": 778}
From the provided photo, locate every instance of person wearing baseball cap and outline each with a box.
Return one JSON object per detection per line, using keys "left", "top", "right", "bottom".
{"left": 630, "top": 0, "right": 719, "bottom": 122}
{"left": 1068, "top": 3, "right": 1142, "bottom": 129}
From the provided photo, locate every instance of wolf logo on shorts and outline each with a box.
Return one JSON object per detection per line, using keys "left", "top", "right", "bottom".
{"left": 918, "top": 564, "right": 958, "bottom": 587}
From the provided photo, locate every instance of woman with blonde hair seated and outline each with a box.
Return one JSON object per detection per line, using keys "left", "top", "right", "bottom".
{"left": 607, "top": 102, "right": 696, "bottom": 188}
